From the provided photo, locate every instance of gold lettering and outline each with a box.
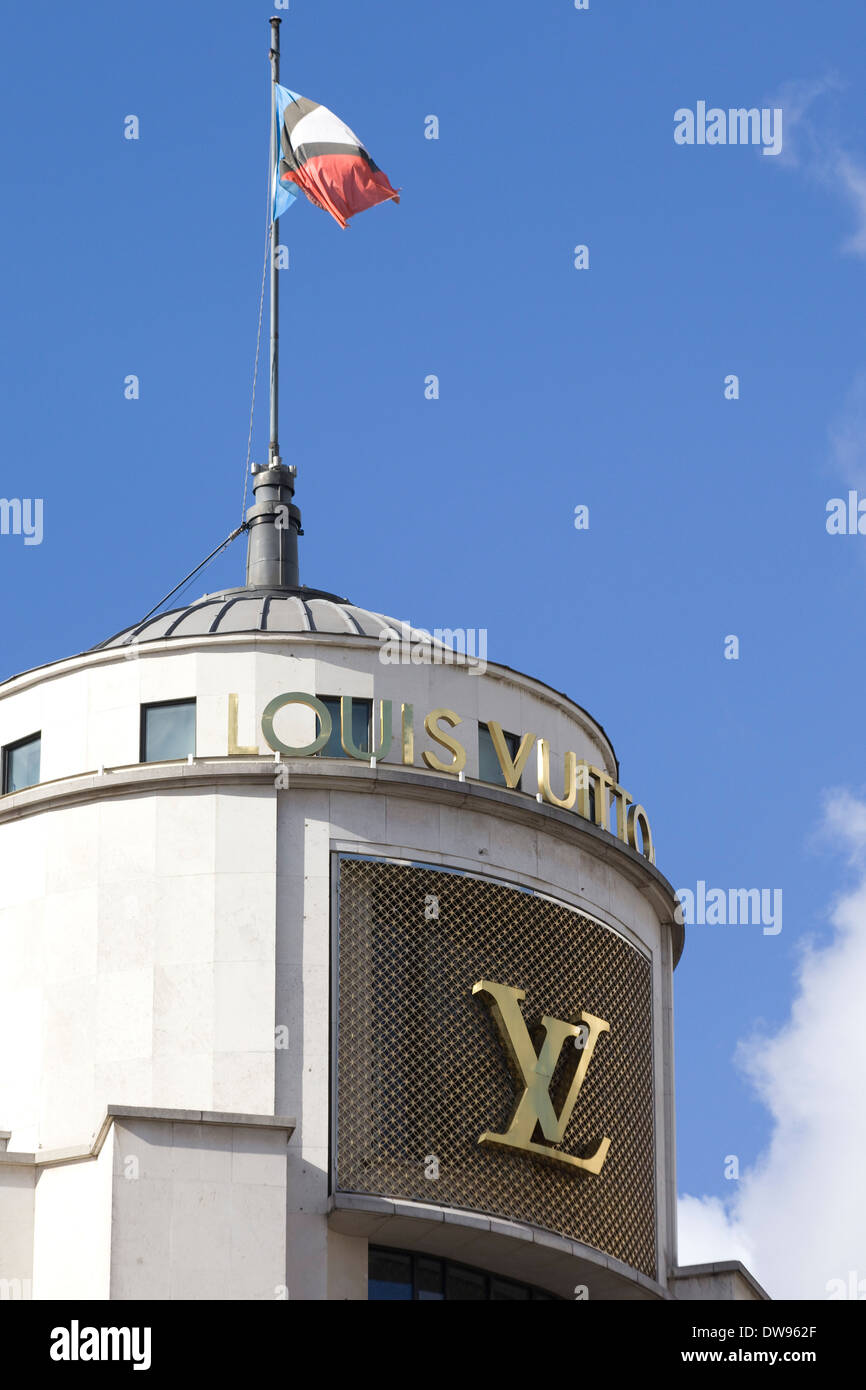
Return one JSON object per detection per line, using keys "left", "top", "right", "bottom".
{"left": 340, "top": 697, "right": 393, "bottom": 760}
{"left": 227, "top": 693, "right": 258, "bottom": 756}
{"left": 401, "top": 703, "right": 414, "bottom": 765}
{"left": 537, "top": 740, "right": 578, "bottom": 810}
{"left": 576, "top": 760, "right": 592, "bottom": 819}
{"left": 610, "top": 782, "right": 633, "bottom": 842}
{"left": 487, "top": 720, "right": 535, "bottom": 789}
{"left": 422, "top": 709, "right": 466, "bottom": 774}
{"left": 254, "top": 692, "right": 655, "bottom": 857}
{"left": 472, "top": 979, "right": 611, "bottom": 1174}
{"left": 587, "top": 765, "right": 613, "bottom": 831}
{"left": 627, "top": 803, "right": 655, "bottom": 863}
{"left": 261, "top": 692, "right": 332, "bottom": 757}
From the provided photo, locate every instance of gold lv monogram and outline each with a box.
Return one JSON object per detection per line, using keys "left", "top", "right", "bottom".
{"left": 472, "top": 980, "right": 611, "bottom": 1174}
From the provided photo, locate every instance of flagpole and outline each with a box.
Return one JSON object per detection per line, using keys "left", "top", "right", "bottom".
{"left": 269, "top": 15, "right": 281, "bottom": 467}
{"left": 245, "top": 14, "right": 301, "bottom": 590}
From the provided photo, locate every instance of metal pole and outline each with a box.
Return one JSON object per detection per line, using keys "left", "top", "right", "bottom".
{"left": 269, "top": 16, "right": 281, "bottom": 466}
{"left": 246, "top": 14, "right": 301, "bottom": 590}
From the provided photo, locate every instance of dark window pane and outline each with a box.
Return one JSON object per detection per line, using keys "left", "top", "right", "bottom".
{"left": 142, "top": 701, "right": 196, "bottom": 762}
{"left": 368, "top": 1249, "right": 412, "bottom": 1301}
{"left": 416, "top": 1257, "right": 444, "bottom": 1301}
{"left": 369, "top": 1247, "right": 563, "bottom": 1301}
{"left": 4, "top": 734, "right": 41, "bottom": 793}
{"left": 320, "top": 697, "right": 371, "bottom": 758}
{"left": 478, "top": 723, "right": 520, "bottom": 788}
{"left": 445, "top": 1266, "right": 487, "bottom": 1301}
{"left": 491, "top": 1277, "right": 530, "bottom": 1300}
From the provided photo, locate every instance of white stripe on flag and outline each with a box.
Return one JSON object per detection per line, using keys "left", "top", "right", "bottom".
{"left": 289, "top": 105, "right": 366, "bottom": 153}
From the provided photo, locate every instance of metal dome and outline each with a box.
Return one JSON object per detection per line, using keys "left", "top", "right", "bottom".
{"left": 92, "top": 586, "right": 452, "bottom": 652}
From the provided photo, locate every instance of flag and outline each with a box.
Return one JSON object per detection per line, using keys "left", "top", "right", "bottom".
{"left": 272, "top": 84, "right": 400, "bottom": 230}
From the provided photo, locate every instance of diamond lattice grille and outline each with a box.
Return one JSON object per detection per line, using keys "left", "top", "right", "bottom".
{"left": 335, "top": 856, "right": 657, "bottom": 1279}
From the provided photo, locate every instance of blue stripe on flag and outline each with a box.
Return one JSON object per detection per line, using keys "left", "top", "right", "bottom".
{"left": 273, "top": 84, "right": 302, "bottom": 221}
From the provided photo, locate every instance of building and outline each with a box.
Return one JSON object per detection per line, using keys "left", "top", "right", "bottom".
{"left": 0, "top": 463, "right": 767, "bottom": 1300}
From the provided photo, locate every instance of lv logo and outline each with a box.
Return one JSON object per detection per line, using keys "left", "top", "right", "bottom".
{"left": 472, "top": 980, "right": 611, "bottom": 1174}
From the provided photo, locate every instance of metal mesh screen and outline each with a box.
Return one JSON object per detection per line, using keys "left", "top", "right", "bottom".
{"left": 335, "top": 856, "right": 657, "bottom": 1279}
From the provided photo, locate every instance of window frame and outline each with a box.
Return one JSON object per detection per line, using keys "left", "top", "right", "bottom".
{"left": 2, "top": 730, "right": 42, "bottom": 795}
{"left": 477, "top": 721, "right": 523, "bottom": 790}
{"left": 139, "top": 698, "right": 197, "bottom": 764}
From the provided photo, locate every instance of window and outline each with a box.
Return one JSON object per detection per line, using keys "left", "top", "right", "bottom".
{"left": 2, "top": 732, "right": 41, "bottom": 794}
{"left": 445, "top": 1264, "right": 487, "bottom": 1301}
{"left": 141, "top": 700, "right": 196, "bottom": 763}
{"left": 369, "top": 1248, "right": 559, "bottom": 1301}
{"left": 478, "top": 722, "right": 521, "bottom": 789}
{"left": 368, "top": 1248, "right": 412, "bottom": 1301}
{"left": 319, "top": 697, "right": 372, "bottom": 758}
{"left": 416, "top": 1257, "right": 445, "bottom": 1302}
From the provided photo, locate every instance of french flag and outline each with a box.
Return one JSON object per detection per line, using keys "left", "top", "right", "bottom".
{"left": 273, "top": 85, "right": 400, "bottom": 230}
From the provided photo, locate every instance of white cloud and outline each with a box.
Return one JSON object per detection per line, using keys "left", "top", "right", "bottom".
{"left": 819, "top": 788, "right": 866, "bottom": 858}
{"left": 678, "top": 791, "right": 866, "bottom": 1299}
{"left": 835, "top": 153, "right": 866, "bottom": 257}
{"left": 677, "top": 1194, "right": 752, "bottom": 1269}
{"left": 770, "top": 75, "right": 841, "bottom": 170}
{"left": 770, "top": 74, "right": 866, "bottom": 258}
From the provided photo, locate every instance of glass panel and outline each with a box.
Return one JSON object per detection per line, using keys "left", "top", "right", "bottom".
{"left": 368, "top": 1247, "right": 562, "bottom": 1301}
{"left": 478, "top": 723, "right": 520, "bottom": 789}
{"left": 142, "top": 701, "right": 196, "bottom": 762}
{"left": 321, "top": 698, "right": 341, "bottom": 756}
{"left": 320, "top": 697, "right": 371, "bottom": 758}
{"left": 4, "top": 734, "right": 41, "bottom": 793}
{"left": 368, "top": 1249, "right": 412, "bottom": 1301}
{"left": 445, "top": 1265, "right": 487, "bottom": 1301}
{"left": 416, "top": 1257, "right": 444, "bottom": 1301}
{"left": 491, "top": 1277, "right": 530, "bottom": 1300}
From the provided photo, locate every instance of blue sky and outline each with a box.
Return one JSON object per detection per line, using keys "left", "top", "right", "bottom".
{"left": 2, "top": 0, "right": 865, "bottom": 1285}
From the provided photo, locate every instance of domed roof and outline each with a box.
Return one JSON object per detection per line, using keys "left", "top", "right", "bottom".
{"left": 92, "top": 585, "right": 450, "bottom": 652}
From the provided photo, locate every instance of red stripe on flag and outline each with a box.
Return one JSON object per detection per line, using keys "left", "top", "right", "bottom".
{"left": 282, "top": 153, "right": 399, "bottom": 230}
